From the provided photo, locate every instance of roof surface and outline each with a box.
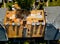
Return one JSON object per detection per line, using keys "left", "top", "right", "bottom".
{"left": 0, "top": 8, "right": 6, "bottom": 25}
{"left": 0, "top": 0, "right": 2, "bottom": 3}
{"left": 0, "top": 8, "right": 8, "bottom": 41}
{"left": 0, "top": 24, "right": 8, "bottom": 41}
{"left": 44, "top": 7, "right": 60, "bottom": 40}
{"left": 45, "top": 6, "right": 60, "bottom": 28}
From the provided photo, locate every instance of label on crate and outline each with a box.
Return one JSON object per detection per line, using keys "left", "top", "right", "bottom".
{"left": 30, "top": 13, "right": 42, "bottom": 18}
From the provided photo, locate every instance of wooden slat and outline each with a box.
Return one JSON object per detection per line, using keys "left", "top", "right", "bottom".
{"left": 4, "top": 10, "right": 46, "bottom": 38}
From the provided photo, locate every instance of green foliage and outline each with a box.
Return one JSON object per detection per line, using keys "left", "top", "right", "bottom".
{"left": 6, "top": 2, "right": 13, "bottom": 10}
{"left": 6, "top": 2, "right": 13, "bottom": 7}
{"left": 24, "top": 41, "right": 29, "bottom": 44}
{"left": 16, "top": 0, "right": 35, "bottom": 10}
{"left": 49, "top": 0, "right": 60, "bottom": 6}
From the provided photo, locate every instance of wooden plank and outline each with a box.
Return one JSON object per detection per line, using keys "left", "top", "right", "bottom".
{"left": 4, "top": 10, "right": 46, "bottom": 38}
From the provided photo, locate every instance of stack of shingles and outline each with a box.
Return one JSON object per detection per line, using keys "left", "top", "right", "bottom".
{"left": 0, "top": 8, "right": 7, "bottom": 25}
{"left": 44, "top": 6, "right": 60, "bottom": 40}
{"left": 0, "top": 25, "right": 8, "bottom": 41}
{"left": 0, "top": 8, "right": 8, "bottom": 41}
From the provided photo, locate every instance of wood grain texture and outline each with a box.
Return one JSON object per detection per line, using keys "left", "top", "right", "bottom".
{"left": 4, "top": 10, "right": 46, "bottom": 38}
